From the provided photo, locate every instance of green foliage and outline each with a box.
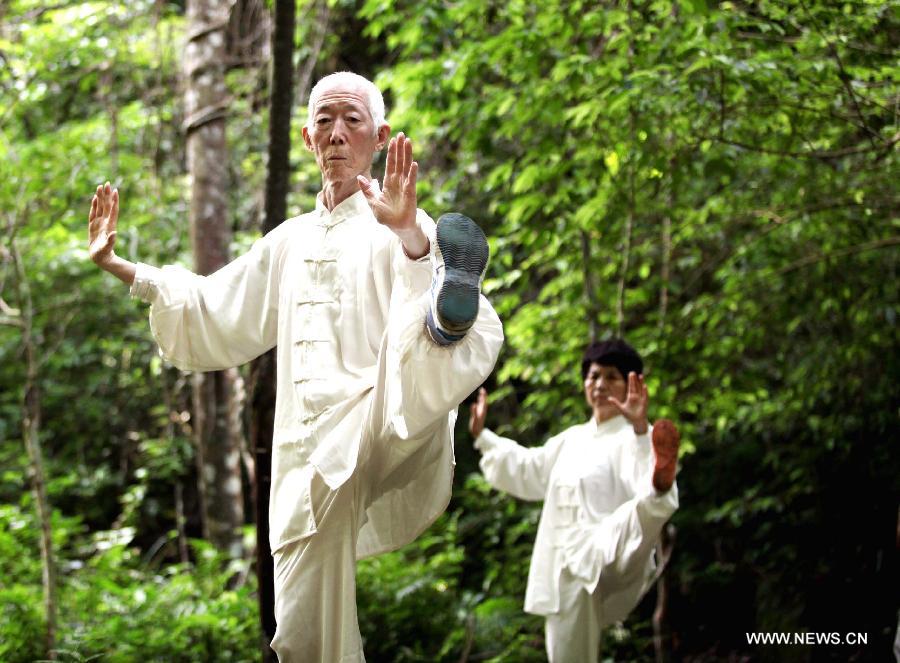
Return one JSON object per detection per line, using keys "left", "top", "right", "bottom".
{"left": 1, "top": 0, "right": 897, "bottom": 661}
{"left": 55, "top": 538, "right": 257, "bottom": 662}
{"left": 0, "top": 503, "right": 47, "bottom": 662}
{"left": 357, "top": 507, "right": 548, "bottom": 662}
{"left": 0, "top": 584, "right": 46, "bottom": 662}
{"left": 362, "top": 0, "right": 898, "bottom": 658}
{"left": 357, "top": 516, "right": 464, "bottom": 661}
{"left": 0, "top": 504, "right": 256, "bottom": 661}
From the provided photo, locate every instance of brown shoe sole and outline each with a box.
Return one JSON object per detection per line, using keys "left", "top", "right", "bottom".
{"left": 652, "top": 418, "right": 680, "bottom": 493}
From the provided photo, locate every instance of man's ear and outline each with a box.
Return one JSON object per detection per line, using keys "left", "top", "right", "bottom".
{"left": 375, "top": 123, "right": 391, "bottom": 151}
{"left": 301, "top": 126, "right": 313, "bottom": 152}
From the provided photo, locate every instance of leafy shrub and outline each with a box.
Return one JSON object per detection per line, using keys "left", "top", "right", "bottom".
{"left": 56, "top": 538, "right": 258, "bottom": 662}
{"left": 357, "top": 516, "right": 465, "bottom": 662}
{"left": 0, "top": 585, "right": 46, "bottom": 663}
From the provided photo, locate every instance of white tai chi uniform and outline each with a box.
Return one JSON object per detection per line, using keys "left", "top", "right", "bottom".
{"left": 475, "top": 416, "right": 677, "bottom": 663}
{"left": 131, "top": 191, "right": 503, "bottom": 662}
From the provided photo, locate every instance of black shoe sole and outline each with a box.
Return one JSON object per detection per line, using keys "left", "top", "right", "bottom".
{"left": 434, "top": 213, "right": 488, "bottom": 333}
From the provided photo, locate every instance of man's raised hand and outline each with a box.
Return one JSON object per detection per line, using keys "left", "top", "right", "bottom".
{"left": 357, "top": 132, "right": 418, "bottom": 229}
{"left": 89, "top": 182, "right": 119, "bottom": 267}
{"left": 469, "top": 387, "right": 489, "bottom": 439}
{"left": 607, "top": 372, "right": 649, "bottom": 435}
{"left": 357, "top": 133, "right": 428, "bottom": 258}
{"left": 87, "top": 182, "right": 136, "bottom": 285}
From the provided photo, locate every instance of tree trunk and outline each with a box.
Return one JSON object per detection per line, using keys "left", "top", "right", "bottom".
{"left": 184, "top": 0, "right": 244, "bottom": 557}
{"left": 250, "top": 0, "right": 295, "bottom": 658}
{"left": 249, "top": 350, "right": 277, "bottom": 659}
{"left": 11, "top": 237, "right": 57, "bottom": 659}
{"left": 263, "top": 0, "right": 295, "bottom": 235}
{"left": 653, "top": 524, "right": 677, "bottom": 663}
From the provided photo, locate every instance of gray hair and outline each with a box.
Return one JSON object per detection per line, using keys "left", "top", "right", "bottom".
{"left": 306, "top": 72, "right": 387, "bottom": 134}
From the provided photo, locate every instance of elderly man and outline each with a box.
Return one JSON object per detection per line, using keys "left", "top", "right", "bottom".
{"left": 88, "top": 71, "right": 503, "bottom": 662}
{"left": 469, "top": 339, "right": 679, "bottom": 663}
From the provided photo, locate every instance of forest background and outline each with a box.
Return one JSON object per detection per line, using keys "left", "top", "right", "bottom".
{"left": 0, "top": 0, "right": 897, "bottom": 661}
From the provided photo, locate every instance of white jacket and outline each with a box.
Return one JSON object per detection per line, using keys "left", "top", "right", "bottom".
{"left": 132, "top": 191, "right": 503, "bottom": 557}
{"left": 476, "top": 415, "right": 678, "bottom": 621}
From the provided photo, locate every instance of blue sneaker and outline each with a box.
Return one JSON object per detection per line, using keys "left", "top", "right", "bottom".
{"left": 426, "top": 213, "right": 489, "bottom": 346}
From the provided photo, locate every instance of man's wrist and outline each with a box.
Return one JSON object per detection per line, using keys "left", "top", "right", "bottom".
{"left": 101, "top": 254, "right": 137, "bottom": 286}
{"left": 95, "top": 252, "right": 119, "bottom": 273}
{"left": 633, "top": 419, "right": 649, "bottom": 435}
{"left": 395, "top": 222, "right": 429, "bottom": 259}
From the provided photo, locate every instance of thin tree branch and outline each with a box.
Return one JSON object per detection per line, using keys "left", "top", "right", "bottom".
{"left": 709, "top": 132, "right": 899, "bottom": 160}
{"left": 10, "top": 234, "right": 58, "bottom": 659}
{"left": 736, "top": 29, "right": 900, "bottom": 57}
{"left": 772, "top": 235, "right": 899, "bottom": 277}
{"left": 799, "top": 0, "right": 881, "bottom": 147}
{"left": 617, "top": 0, "right": 636, "bottom": 337}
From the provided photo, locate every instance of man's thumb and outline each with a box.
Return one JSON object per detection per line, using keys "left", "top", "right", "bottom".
{"left": 357, "top": 175, "right": 380, "bottom": 198}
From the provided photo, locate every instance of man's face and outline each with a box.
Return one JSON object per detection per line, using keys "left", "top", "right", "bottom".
{"left": 302, "top": 82, "right": 389, "bottom": 187}
{"left": 583, "top": 362, "right": 628, "bottom": 413}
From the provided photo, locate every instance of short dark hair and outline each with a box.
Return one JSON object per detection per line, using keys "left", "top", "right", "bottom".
{"left": 581, "top": 339, "right": 643, "bottom": 380}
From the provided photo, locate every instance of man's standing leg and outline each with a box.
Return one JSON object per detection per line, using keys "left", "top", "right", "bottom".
{"left": 270, "top": 471, "right": 367, "bottom": 663}
{"left": 544, "top": 571, "right": 603, "bottom": 663}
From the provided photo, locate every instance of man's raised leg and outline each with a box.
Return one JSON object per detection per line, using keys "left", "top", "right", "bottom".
{"left": 425, "top": 213, "right": 490, "bottom": 346}
{"left": 375, "top": 212, "right": 502, "bottom": 444}
{"left": 562, "top": 422, "right": 680, "bottom": 623}
{"left": 354, "top": 214, "right": 502, "bottom": 555}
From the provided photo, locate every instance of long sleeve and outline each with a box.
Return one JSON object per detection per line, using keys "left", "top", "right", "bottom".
{"left": 388, "top": 209, "right": 435, "bottom": 303}
{"left": 130, "top": 232, "right": 283, "bottom": 372}
{"left": 620, "top": 429, "right": 655, "bottom": 497}
{"left": 474, "top": 428, "right": 565, "bottom": 501}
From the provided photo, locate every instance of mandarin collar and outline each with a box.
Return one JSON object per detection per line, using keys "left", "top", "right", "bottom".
{"left": 315, "top": 190, "right": 372, "bottom": 228}
{"left": 590, "top": 415, "right": 629, "bottom": 435}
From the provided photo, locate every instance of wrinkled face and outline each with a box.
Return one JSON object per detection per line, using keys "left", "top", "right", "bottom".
{"left": 302, "top": 82, "right": 388, "bottom": 187}
{"left": 583, "top": 362, "right": 628, "bottom": 414}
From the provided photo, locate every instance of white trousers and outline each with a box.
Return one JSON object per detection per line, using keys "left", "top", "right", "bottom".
{"left": 545, "top": 492, "right": 675, "bottom": 663}
{"left": 269, "top": 294, "right": 502, "bottom": 662}
{"left": 545, "top": 568, "right": 605, "bottom": 663}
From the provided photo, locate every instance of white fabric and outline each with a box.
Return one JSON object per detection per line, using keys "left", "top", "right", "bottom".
{"left": 131, "top": 191, "right": 503, "bottom": 660}
{"left": 132, "top": 191, "right": 502, "bottom": 557}
{"left": 893, "top": 611, "right": 900, "bottom": 663}
{"left": 271, "top": 472, "right": 366, "bottom": 662}
{"left": 268, "top": 300, "right": 495, "bottom": 661}
{"left": 544, "top": 568, "right": 603, "bottom": 663}
{"left": 475, "top": 415, "right": 677, "bottom": 630}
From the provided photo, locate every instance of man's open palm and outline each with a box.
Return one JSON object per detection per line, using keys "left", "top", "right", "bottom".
{"left": 608, "top": 372, "right": 649, "bottom": 433}
{"left": 358, "top": 132, "right": 418, "bottom": 232}
{"left": 89, "top": 182, "right": 119, "bottom": 267}
{"left": 469, "top": 387, "right": 489, "bottom": 438}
